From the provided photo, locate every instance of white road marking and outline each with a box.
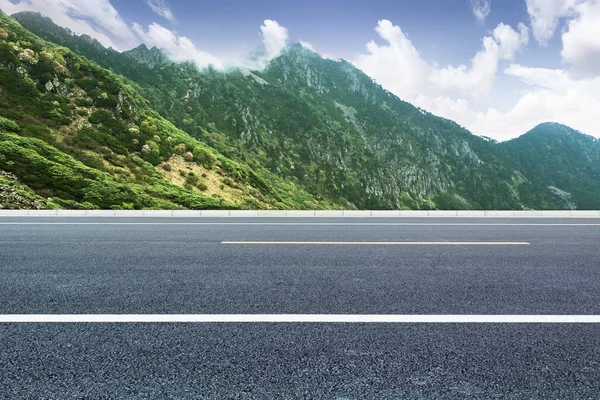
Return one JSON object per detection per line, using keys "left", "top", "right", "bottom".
{"left": 1, "top": 314, "right": 600, "bottom": 323}
{"left": 221, "top": 241, "right": 531, "bottom": 245}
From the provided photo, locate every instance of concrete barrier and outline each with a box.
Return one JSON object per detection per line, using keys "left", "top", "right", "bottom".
{"left": 342, "top": 210, "right": 372, "bottom": 217}
{"left": 25, "top": 210, "right": 58, "bottom": 216}
{"left": 48, "top": 210, "right": 84, "bottom": 217}
{"left": 258, "top": 210, "right": 288, "bottom": 217}
{"left": 428, "top": 211, "right": 458, "bottom": 217}
{"left": 542, "top": 210, "right": 571, "bottom": 218}
{"left": 570, "top": 211, "right": 600, "bottom": 218}
{"left": 0, "top": 209, "right": 598, "bottom": 218}
{"left": 142, "top": 210, "right": 173, "bottom": 217}
{"left": 371, "top": 210, "right": 401, "bottom": 217}
{"left": 514, "top": 211, "right": 544, "bottom": 217}
{"left": 314, "top": 210, "right": 344, "bottom": 217}
{"left": 485, "top": 210, "right": 513, "bottom": 217}
{"left": 114, "top": 210, "right": 144, "bottom": 217}
{"left": 456, "top": 211, "right": 486, "bottom": 217}
{"left": 399, "top": 210, "right": 429, "bottom": 217}
{"left": 230, "top": 210, "right": 260, "bottom": 217}
{"left": 85, "top": 210, "right": 116, "bottom": 217}
{"left": 0, "top": 210, "right": 27, "bottom": 216}
{"left": 285, "top": 210, "right": 316, "bottom": 217}
{"left": 197, "top": 210, "right": 229, "bottom": 217}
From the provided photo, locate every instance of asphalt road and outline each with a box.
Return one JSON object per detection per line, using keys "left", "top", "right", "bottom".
{"left": 1, "top": 217, "right": 600, "bottom": 398}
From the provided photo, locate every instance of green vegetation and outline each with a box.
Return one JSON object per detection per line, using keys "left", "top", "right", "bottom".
{"left": 500, "top": 123, "right": 600, "bottom": 210}
{"left": 0, "top": 10, "right": 341, "bottom": 210}
{"left": 0, "top": 169, "right": 54, "bottom": 209}
{"left": 1, "top": 11, "right": 599, "bottom": 210}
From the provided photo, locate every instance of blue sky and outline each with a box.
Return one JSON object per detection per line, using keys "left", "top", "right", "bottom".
{"left": 110, "top": 0, "right": 540, "bottom": 65}
{"left": 1, "top": 0, "right": 599, "bottom": 140}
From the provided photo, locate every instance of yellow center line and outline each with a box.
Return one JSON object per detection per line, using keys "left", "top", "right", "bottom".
{"left": 221, "top": 241, "right": 531, "bottom": 245}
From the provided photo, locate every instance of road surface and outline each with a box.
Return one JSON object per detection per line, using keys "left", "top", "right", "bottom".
{"left": 1, "top": 217, "right": 599, "bottom": 398}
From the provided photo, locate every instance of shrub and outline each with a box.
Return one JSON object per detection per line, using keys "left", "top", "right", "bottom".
{"left": 186, "top": 174, "right": 199, "bottom": 186}
{"left": 193, "top": 146, "right": 217, "bottom": 169}
{"left": 172, "top": 144, "right": 186, "bottom": 155}
{"left": 162, "top": 163, "right": 172, "bottom": 172}
{"left": 88, "top": 110, "right": 112, "bottom": 125}
{"left": 0, "top": 117, "right": 19, "bottom": 132}
{"left": 74, "top": 98, "right": 93, "bottom": 107}
{"left": 140, "top": 140, "right": 160, "bottom": 165}
{"left": 21, "top": 124, "right": 51, "bottom": 140}
{"left": 184, "top": 151, "right": 194, "bottom": 162}
{"left": 196, "top": 180, "right": 208, "bottom": 191}
{"left": 18, "top": 48, "right": 37, "bottom": 64}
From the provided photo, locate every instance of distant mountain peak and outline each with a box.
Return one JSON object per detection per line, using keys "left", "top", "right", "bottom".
{"left": 525, "top": 122, "right": 586, "bottom": 139}
{"left": 533, "top": 122, "right": 574, "bottom": 130}
{"left": 123, "top": 44, "right": 169, "bottom": 68}
{"left": 130, "top": 43, "right": 149, "bottom": 52}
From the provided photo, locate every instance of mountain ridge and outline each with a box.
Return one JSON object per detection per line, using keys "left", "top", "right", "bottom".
{"left": 0, "top": 10, "right": 339, "bottom": 210}
{"left": 3, "top": 10, "right": 600, "bottom": 210}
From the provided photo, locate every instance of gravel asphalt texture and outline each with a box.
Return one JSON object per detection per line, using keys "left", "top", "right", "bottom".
{"left": 1, "top": 217, "right": 599, "bottom": 398}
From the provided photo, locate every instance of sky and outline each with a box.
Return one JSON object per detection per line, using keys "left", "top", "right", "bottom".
{"left": 1, "top": 0, "right": 599, "bottom": 141}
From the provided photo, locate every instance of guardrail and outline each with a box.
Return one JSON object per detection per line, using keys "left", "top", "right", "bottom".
{"left": 0, "top": 210, "right": 599, "bottom": 217}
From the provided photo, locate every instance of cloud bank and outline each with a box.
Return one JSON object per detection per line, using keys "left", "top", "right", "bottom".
{"left": 351, "top": 11, "right": 599, "bottom": 140}
{"left": 354, "top": 20, "right": 528, "bottom": 103}
{"left": 0, "top": 0, "right": 137, "bottom": 50}
{"left": 133, "top": 22, "right": 223, "bottom": 70}
{"left": 260, "top": 19, "right": 289, "bottom": 60}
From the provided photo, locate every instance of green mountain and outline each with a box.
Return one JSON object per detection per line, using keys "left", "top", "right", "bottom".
{"left": 0, "top": 10, "right": 341, "bottom": 210}
{"left": 2, "top": 10, "right": 599, "bottom": 210}
{"left": 500, "top": 123, "right": 600, "bottom": 210}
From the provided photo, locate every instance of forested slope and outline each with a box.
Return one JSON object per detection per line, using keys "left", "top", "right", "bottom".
{"left": 2, "top": 11, "right": 599, "bottom": 210}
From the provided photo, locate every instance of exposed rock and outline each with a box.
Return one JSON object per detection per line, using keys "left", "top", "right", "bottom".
{"left": 0, "top": 171, "right": 45, "bottom": 209}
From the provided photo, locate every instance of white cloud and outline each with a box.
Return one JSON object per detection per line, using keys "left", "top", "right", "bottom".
{"left": 298, "top": 40, "right": 336, "bottom": 60}
{"left": 354, "top": 20, "right": 430, "bottom": 101}
{"left": 481, "top": 65, "right": 600, "bottom": 138}
{"left": 299, "top": 40, "right": 315, "bottom": 52}
{"left": 354, "top": 20, "right": 528, "bottom": 101}
{"left": 471, "top": 0, "right": 492, "bottom": 23}
{"left": 561, "top": 0, "right": 600, "bottom": 76}
{"left": 413, "top": 64, "right": 600, "bottom": 140}
{"left": 143, "top": 0, "right": 175, "bottom": 23}
{"left": 133, "top": 22, "right": 223, "bottom": 70}
{"left": 0, "top": 0, "right": 137, "bottom": 50}
{"left": 260, "top": 19, "right": 288, "bottom": 60}
{"left": 352, "top": 18, "right": 600, "bottom": 140}
{"left": 495, "top": 22, "right": 530, "bottom": 59}
{"left": 525, "top": 0, "right": 579, "bottom": 44}
{"left": 430, "top": 23, "right": 528, "bottom": 97}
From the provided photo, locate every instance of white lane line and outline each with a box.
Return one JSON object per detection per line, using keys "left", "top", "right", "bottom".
{"left": 0, "top": 223, "right": 599, "bottom": 226}
{"left": 221, "top": 241, "right": 531, "bottom": 245}
{"left": 1, "top": 315, "right": 600, "bottom": 323}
